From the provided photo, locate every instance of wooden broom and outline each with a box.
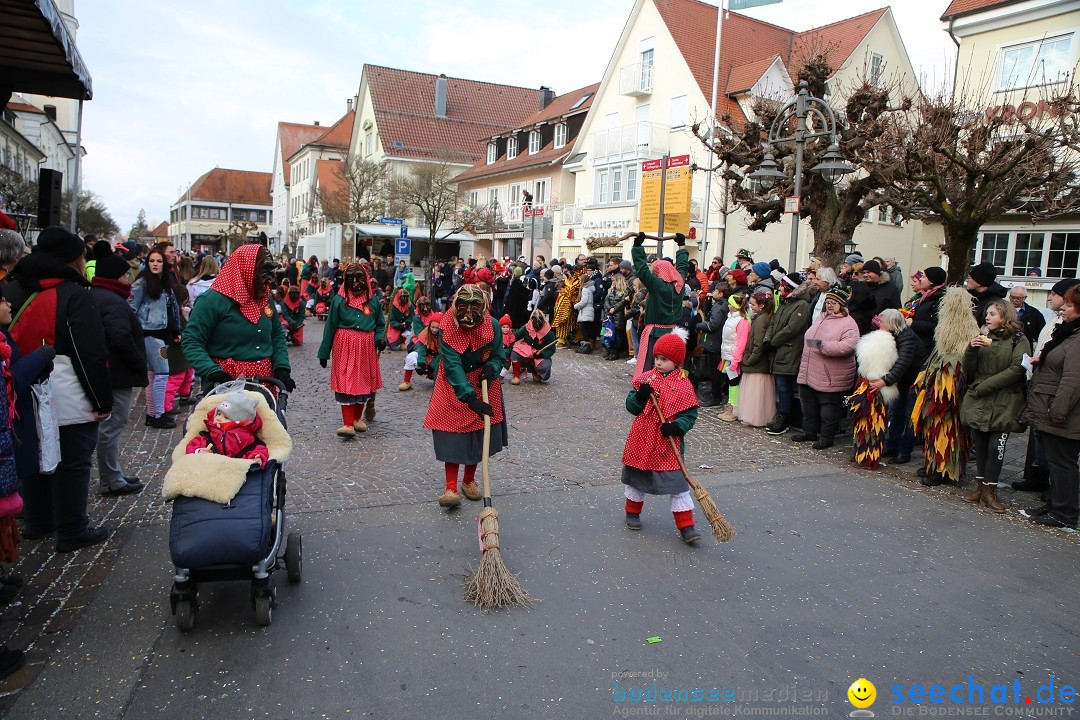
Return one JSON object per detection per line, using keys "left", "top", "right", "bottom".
{"left": 648, "top": 394, "right": 736, "bottom": 542}
{"left": 463, "top": 379, "right": 533, "bottom": 609}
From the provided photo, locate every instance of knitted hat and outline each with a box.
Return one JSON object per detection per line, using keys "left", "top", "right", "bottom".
{"left": 728, "top": 268, "right": 747, "bottom": 286}
{"left": 782, "top": 272, "right": 803, "bottom": 290}
{"left": 36, "top": 226, "right": 85, "bottom": 263}
{"left": 751, "top": 261, "right": 771, "bottom": 279}
{"left": 861, "top": 259, "right": 882, "bottom": 275}
{"left": 735, "top": 248, "right": 754, "bottom": 260}
{"left": 1051, "top": 277, "right": 1080, "bottom": 296}
{"left": 924, "top": 266, "right": 947, "bottom": 286}
{"left": 652, "top": 332, "right": 686, "bottom": 366}
{"left": 825, "top": 286, "right": 850, "bottom": 307}
{"left": 968, "top": 262, "right": 997, "bottom": 287}
{"left": 844, "top": 252, "right": 864, "bottom": 265}
{"left": 499, "top": 314, "right": 512, "bottom": 327}
{"left": 92, "top": 241, "right": 130, "bottom": 280}
{"left": 215, "top": 392, "right": 257, "bottom": 423}
{"left": 619, "top": 260, "right": 632, "bottom": 272}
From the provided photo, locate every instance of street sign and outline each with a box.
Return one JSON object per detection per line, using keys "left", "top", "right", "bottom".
{"left": 524, "top": 207, "right": 545, "bottom": 218}
{"left": 400, "top": 224, "right": 408, "bottom": 239}
{"left": 638, "top": 155, "right": 692, "bottom": 235}
{"left": 379, "top": 217, "right": 404, "bottom": 225}
{"left": 639, "top": 159, "right": 664, "bottom": 234}
{"left": 785, "top": 196, "right": 801, "bottom": 214}
{"left": 729, "top": 0, "right": 782, "bottom": 9}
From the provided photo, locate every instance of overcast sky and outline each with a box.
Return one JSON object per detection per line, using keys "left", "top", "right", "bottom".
{"left": 70, "top": 0, "right": 954, "bottom": 232}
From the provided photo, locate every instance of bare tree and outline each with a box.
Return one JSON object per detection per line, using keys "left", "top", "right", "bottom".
{"left": 386, "top": 149, "right": 463, "bottom": 263}
{"left": 870, "top": 82, "right": 1080, "bottom": 282}
{"left": 0, "top": 167, "right": 38, "bottom": 235}
{"left": 319, "top": 157, "right": 390, "bottom": 225}
{"left": 217, "top": 219, "right": 259, "bottom": 254}
{"left": 694, "top": 51, "right": 908, "bottom": 268}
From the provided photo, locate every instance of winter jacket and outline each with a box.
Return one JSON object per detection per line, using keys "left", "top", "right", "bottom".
{"left": 130, "top": 278, "right": 180, "bottom": 337}
{"left": 633, "top": 244, "right": 689, "bottom": 330}
{"left": 536, "top": 280, "right": 557, "bottom": 317}
{"left": 960, "top": 329, "right": 1030, "bottom": 433}
{"left": 883, "top": 327, "right": 927, "bottom": 390}
{"left": 741, "top": 312, "right": 774, "bottom": 374}
{"left": 186, "top": 409, "right": 269, "bottom": 466}
{"left": 969, "top": 283, "right": 1007, "bottom": 327}
{"left": 4, "top": 253, "right": 113, "bottom": 414}
{"left": 574, "top": 283, "right": 595, "bottom": 322}
{"left": 604, "top": 287, "right": 629, "bottom": 331}
{"left": 1016, "top": 302, "right": 1047, "bottom": 349}
{"left": 182, "top": 288, "right": 290, "bottom": 384}
{"left": 720, "top": 313, "right": 749, "bottom": 371}
{"left": 886, "top": 264, "right": 905, "bottom": 295}
{"left": 90, "top": 279, "right": 149, "bottom": 389}
{"left": 766, "top": 283, "right": 814, "bottom": 376}
{"left": 696, "top": 299, "right": 727, "bottom": 354}
{"left": 796, "top": 311, "right": 859, "bottom": 392}
{"left": 849, "top": 276, "right": 901, "bottom": 334}
{"left": 1022, "top": 323, "right": 1080, "bottom": 440}
{"left": 188, "top": 276, "right": 215, "bottom": 306}
{"left": 3, "top": 328, "right": 53, "bottom": 480}
{"left": 909, "top": 285, "right": 945, "bottom": 353}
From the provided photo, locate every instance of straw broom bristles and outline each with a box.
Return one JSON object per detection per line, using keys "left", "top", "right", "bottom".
{"left": 462, "top": 379, "right": 533, "bottom": 610}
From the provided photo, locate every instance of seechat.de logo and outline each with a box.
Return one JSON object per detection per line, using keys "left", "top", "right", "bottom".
{"left": 848, "top": 678, "right": 877, "bottom": 717}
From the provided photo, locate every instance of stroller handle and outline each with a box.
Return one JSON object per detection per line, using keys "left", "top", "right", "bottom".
{"left": 249, "top": 375, "right": 288, "bottom": 400}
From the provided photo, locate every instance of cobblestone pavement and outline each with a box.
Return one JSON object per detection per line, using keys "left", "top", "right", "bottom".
{"left": 0, "top": 320, "right": 1065, "bottom": 711}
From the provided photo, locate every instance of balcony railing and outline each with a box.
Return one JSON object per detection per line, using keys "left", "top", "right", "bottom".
{"left": 619, "top": 62, "right": 653, "bottom": 96}
{"left": 561, "top": 204, "right": 583, "bottom": 225}
{"left": 591, "top": 122, "right": 668, "bottom": 165}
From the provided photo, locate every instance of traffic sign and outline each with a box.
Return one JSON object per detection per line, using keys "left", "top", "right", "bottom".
{"left": 379, "top": 217, "right": 404, "bottom": 225}
{"left": 400, "top": 225, "right": 408, "bottom": 239}
{"left": 396, "top": 238, "right": 411, "bottom": 256}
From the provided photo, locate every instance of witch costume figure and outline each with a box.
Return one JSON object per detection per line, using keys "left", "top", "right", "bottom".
{"left": 317, "top": 261, "right": 386, "bottom": 438}
{"left": 422, "top": 284, "right": 508, "bottom": 509}
{"left": 510, "top": 309, "right": 556, "bottom": 384}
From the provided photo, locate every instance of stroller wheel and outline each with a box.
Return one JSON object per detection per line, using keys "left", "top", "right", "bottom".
{"left": 286, "top": 533, "right": 302, "bottom": 583}
{"left": 175, "top": 599, "right": 196, "bottom": 632}
{"left": 254, "top": 595, "right": 273, "bottom": 626}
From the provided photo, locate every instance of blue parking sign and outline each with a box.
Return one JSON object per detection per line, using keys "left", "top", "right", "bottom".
{"left": 396, "top": 238, "right": 411, "bottom": 256}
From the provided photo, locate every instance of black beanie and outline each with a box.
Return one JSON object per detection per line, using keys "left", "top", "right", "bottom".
{"left": 37, "top": 226, "right": 85, "bottom": 263}
{"left": 924, "top": 266, "right": 947, "bottom": 286}
{"left": 1051, "top": 277, "right": 1080, "bottom": 296}
{"left": 93, "top": 241, "right": 130, "bottom": 280}
{"left": 968, "top": 262, "right": 997, "bottom": 288}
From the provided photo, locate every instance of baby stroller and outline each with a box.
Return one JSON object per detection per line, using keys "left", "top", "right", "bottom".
{"left": 165, "top": 377, "right": 300, "bottom": 630}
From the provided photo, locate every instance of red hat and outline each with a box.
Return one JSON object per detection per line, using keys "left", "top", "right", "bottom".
{"left": 652, "top": 332, "right": 686, "bottom": 366}
{"left": 428, "top": 312, "right": 443, "bottom": 324}
{"left": 0, "top": 209, "right": 16, "bottom": 230}
{"left": 728, "top": 269, "right": 747, "bottom": 286}
{"left": 499, "top": 314, "right": 512, "bottom": 327}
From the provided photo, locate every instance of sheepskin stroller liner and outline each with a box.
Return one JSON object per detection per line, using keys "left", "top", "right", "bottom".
{"left": 165, "top": 377, "right": 300, "bottom": 629}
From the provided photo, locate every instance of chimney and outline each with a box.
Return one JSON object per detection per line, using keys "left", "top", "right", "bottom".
{"left": 435, "top": 74, "right": 448, "bottom": 118}
{"left": 347, "top": 98, "right": 354, "bottom": 113}
{"left": 540, "top": 86, "right": 554, "bottom": 109}
{"left": 314, "top": 121, "right": 320, "bottom": 126}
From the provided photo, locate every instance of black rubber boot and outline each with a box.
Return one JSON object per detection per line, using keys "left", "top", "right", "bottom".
{"left": 625, "top": 513, "right": 642, "bottom": 530}
{"left": 679, "top": 525, "right": 701, "bottom": 544}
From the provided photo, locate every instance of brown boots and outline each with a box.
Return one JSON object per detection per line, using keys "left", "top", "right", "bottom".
{"left": 962, "top": 478, "right": 1005, "bottom": 513}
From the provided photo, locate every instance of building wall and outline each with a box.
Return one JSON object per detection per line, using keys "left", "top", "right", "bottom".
{"left": 168, "top": 199, "right": 273, "bottom": 253}
{"left": 271, "top": 136, "right": 288, "bottom": 250}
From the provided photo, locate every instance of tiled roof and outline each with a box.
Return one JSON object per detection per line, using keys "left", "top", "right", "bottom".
{"left": 150, "top": 221, "right": 169, "bottom": 238}
{"left": 5, "top": 101, "right": 44, "bottom": 114}
{"left": 189, "top": 168, "right": 272, "bottom": 206}
{"left": 726, "top": 55, "right": 781, "bottom": 94}
{"left": 653, "top": 0, "right": 888, "bottom": 122}
{"left": 310, "top": 110, "right": 354, "bottom": 150}
{"left": 941, "top": 0, "right": 1020, "bottom": 19}
{"left": 366, "top": 64, "right": 546, "bottom": 163}
{"left": 315, "top": 159, "right": 346, "bottom": 200}
{"left": 455, "top": 83, "right": 600, "bottom": 184}
{"left": 276, "top": 122, "right": 325, "bottom": 184}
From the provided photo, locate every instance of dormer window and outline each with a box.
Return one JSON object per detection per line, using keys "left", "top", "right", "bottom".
{"left": 554, "top": 123, "right": 568, "bottom": 149}
{"left": 486, "top": 142, "right": 497, "bottom": 165}
{"left": 529, "top": 130, "right": 541, "bottom": 154}
{"left": 507, "top": 136, "right": 518, "bottom": 160}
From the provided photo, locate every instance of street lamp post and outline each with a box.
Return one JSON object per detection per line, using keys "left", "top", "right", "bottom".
{"left": 748, "top": 81, "right": 853, "bottom": 272}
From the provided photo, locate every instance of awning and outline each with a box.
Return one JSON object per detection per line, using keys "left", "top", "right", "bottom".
{"left": 0, "top": 0, "right": 93, "bottom": 101}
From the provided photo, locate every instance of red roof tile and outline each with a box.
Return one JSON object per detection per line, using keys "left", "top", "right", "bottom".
{"left": 726, "top": 55, "right": 782, "bottom": 94}
{"left": 5, "top": 101, "right": 44, "bottom": 114}
{"left": 653, "top": 0, "right": 887, "bottom": 123}
{"left": 311, "top": 110, "right": 354, "bottom": 150}
{"left": 941, "top": 0, "right": 1021, "bottom": 20}
{"left": 315, "top": 159, "right": 346, "bottom": 199}
{"left": 150, "top": 221, "right": 169, "bottom": 238}
{"left": 189, "top": 168, "right": 272, "bottom": 206}
{"left": 455, "top": 83, "right": 600, "bottom": 183}
{"left": 276, "top": 122, "right": 325, "bottom": 184}
{"left": 366, "top": 65, "right": 546, "bottom": 163}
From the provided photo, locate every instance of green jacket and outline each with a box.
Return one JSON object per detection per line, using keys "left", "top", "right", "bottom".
{"left": 389, "top": 304, "right": 413, "bottom": 331}
{"left": 280, "top": 301, "right": 305, "bottom": 331}
{"left": 625, "top": 387, "right": 698, "bottom": 434}
{"left": 959, "top": 329, "right": 1030, "bottom": 433}
{"left": 741, "top": 312, "right": 774, "bottom": 374}
{"left": 438, "top": 318, "right": 506, "bottom": 403}
{"left": 181, "top": 288, "right": 289, "bottom": 382}
{"left": 632, "top": 244, "right": 689, "bottom": 334}
{"left": 513, "top": 326, "right": 556, "bottom": 359}
{"left": 415, "top": 331, "right": 442, "bottom": 372}
{"left": 765, "top": 284, "right": 813, "bottom": 376}
{"left": 317, "top": 293, "right": 386, "bottom": 361}
{"left": 402, "top": 272, "right": 415, "bottom": 296}
{"left": 412, "top": 312, "right": 430, "bottom": 336}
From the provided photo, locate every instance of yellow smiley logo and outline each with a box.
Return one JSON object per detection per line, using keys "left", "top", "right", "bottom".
{"left": 848, "top": 678, "right": 876, "bottom": 709}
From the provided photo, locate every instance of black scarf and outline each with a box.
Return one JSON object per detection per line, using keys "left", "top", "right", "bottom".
{"left": 1039, "top": 317, "right": 1080, "bottom": 363}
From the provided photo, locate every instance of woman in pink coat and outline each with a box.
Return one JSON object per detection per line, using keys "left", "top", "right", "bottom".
{"left": 794, "top": 287, "right": 859, "bottom": 449}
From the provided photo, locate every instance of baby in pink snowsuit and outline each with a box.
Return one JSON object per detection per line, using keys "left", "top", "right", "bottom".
{"left": 186, "top": 392, "right": 269, "bottom": 467}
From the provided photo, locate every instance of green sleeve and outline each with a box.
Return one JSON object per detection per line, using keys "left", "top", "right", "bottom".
{"left": 317, "top": 296, "right": 341, "bottom": 361}
{"left": 389, "top": 307, "right": 404, "bottom": 330}
{"left": 416, "top": 340, "right": 429, "bottom": 366}
{"left": 977, "top": 336, "right": 1030, "bottom": 394}
{"left": 270, "top": 304, "right": 290, "bottom": 371}
{"left": 514, "top": 326, "right": 528, "bottom": 341}
{"left": 539, "top": 330, "right": 556, "bottom": 359}
{"left": 633, "top": 244, "right": 664, "bottom": 294}
{"left": 672, "top": 405, "right": 698, "bottom": 435}
{"left": 181, "top": 293, "right": 227, "bottom": 380}
{"left": 626, "top": 388, "right": 647, "bottom": 415}
{"left": 438, "top": 340, "right": 476, "bottom": 402}
{"left": 374, "top": 297, "right": 386, "bottom": 343}
{"left": 412, "top": 314, "right": 425, "bottom": 335}
{"left": 675, "top": 247, "right": 690, "bottom": 281}
{"left": 485, "top": 320, "right": 507, "bottom": 376}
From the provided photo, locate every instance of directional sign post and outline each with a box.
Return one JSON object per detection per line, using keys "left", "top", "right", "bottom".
{"left": 379, "top": 217, "right": 404, "bottom": 225}
{"left": 395, "top": 225, "right": 411, "bottom": 266}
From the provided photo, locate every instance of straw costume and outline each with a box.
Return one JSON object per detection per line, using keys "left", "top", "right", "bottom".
{"left": 423, "top": 285, "right": 509, "bottom": 509}
{"left": 622, "top": 332, "right": 701, "bottom": 543}
{"left": 510, "top": 309, "right": 556, "bottom": 384}
{"left": 552, "top": 272, "right": 581, "bottom": 347}
{"left": 848, "top": 329, "right": 900, "bottom": 469}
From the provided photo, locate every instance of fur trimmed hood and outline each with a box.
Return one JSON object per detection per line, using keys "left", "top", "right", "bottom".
{"left": 856, "top": 329, "right": 900, "bottom": 404}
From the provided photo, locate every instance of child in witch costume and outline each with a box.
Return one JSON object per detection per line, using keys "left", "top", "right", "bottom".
{"left": 386, "top": 288, "right": 414, "bottom": 351}
{"left": 317, "top": 261, "right": 386, "bottom": 437}
{"left": 622, "top": 331, "right": 702, "bottom": 544}
{"left": 312, "top": 278, "right": 333, "bottom": 317}
{"left": 510, "top": 309, "right": 556, "bottom": 385}
{"left": 280, "top": 285, "right": 305, "bottom": 345}
{"left": 410, "top": 296, "right": 434, "bottom": 344}
{"left": 423, "top": 284, "right": 508, "bottom": 509}
{"left": 400, "top": 311, "right": 442, "bottom": 391}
